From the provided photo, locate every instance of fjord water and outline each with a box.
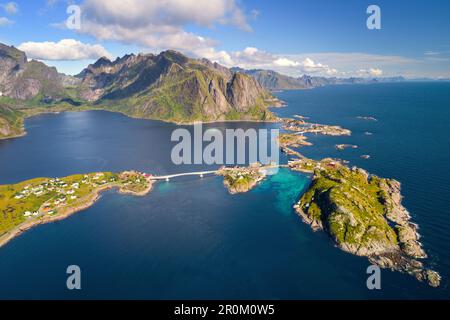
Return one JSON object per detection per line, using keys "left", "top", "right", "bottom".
{"left": 0, "top": 82, "right": 449, "bottom": 299}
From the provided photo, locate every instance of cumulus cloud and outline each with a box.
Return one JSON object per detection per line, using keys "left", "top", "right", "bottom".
{"left": 50, "top": 1, "right": 402, "bottom": 78}
{"left": 202, "top": 47, "right": 391, "bottom": 78}
{"left": 273, "top": 58, "right": 300, "bottom": 67}
{"left": 2, "top": 2, "right": 18, "bottom": 14}
{"left": 210, "top": 47, "right": 339, "bottom": 76}
{"left": 369, "top": 68, "right": 383, "bottom": 76}
{"left": 72, "top": 0, "right": 252, "bottom": 55}
{"left": 355, "top": 68, "right": 383, "bottom": 77}
{"left": 0, "top": 16, "right": 12, "bottom": 25}
{"left": 18, "top": 39, "right": 113, "bottom": 61}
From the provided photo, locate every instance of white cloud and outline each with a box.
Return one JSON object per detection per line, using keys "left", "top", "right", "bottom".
{"left": 273, "top": 58, "right": 300, "bottom": 67}
{"left": 71, "top": 0, "right": 253, "bottom": 55}
{"left": 369, "top": 68, "right": 383, "bottom": 76}
{"left": 0, "top": 16, "right": 12, "bottom": 25}
{"left": 355, "top": 68, "right": 383, "bottom": 77}
{"left": 18, "top": 39, "right": 113, "bottom": 61}
{"left": 210, "top": 47, "right": 339, "bottom": 77}
{"left": 48, "top": 1, "right": 432, "bottom": 78}
{"left": 285, "top": 52, "right": 415, "bottom": 69}
{"left": 59, "top": 1, "right": 350, "bottom": 77}
{"left": 2, "top": 2, "right": 18, "bottom": 14}
{"left": 424, "top": 51, "right": 440, "bottom": 56}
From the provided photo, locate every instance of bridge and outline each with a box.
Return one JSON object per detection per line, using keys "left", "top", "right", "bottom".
{"left": 148, "top": 164, "right": 285, "bottom": 182}
{"left": 149, "top": 170, "right": 218, "bottom": 181}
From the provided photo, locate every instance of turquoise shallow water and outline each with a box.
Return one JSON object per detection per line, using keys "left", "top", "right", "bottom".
{"left": 0, "top": 82, "right": 449, "bottom": 299}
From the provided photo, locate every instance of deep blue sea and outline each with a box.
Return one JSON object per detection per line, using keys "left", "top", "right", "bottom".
{"left": 0, "top": 82, "right": 449, "bottom": 299}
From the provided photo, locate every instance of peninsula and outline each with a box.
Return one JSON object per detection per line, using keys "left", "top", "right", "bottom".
{"left": 0, "top": 171, "right": 153, "bottom": 248}
{"left": 0, "top": 165, "right": 278, "bottom": 247}
{"left": 0, "top": 42, "right": 442, "bottom": 290}
{"left": 288, "top": 157, "right": 441, "bottom": 287}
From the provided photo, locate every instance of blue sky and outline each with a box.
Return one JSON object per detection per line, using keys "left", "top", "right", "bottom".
{"left": 1, "top": 0, "right": 449, "bottom": 78}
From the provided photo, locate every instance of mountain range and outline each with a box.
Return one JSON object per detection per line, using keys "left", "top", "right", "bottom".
{"left": 0, "top": 43, "right": 276, "bottom": 138}
{"left": 231, "top": 67, "right": 406, "bottom": 91}
{"left": 0, "top": 42, "right": 406, "bottom": 139}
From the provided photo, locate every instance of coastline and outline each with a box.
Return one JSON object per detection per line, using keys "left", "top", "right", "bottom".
{"left": 0, "top": 105, "right": 283, "bottom": 142}
{"left": 0, "top": 177, "right": 154, "bottom": 249}
{"left": 0, "top": 89, "right": 444, "bottom": 289}
{"left": 289, "top": 158, "right": 441, "bottom": 287}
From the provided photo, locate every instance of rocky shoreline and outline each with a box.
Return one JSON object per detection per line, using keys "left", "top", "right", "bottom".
{"left": 290, "top": 158, "right": 440, "bottom": 287}
{"left": 217, "top": 164, "right": 269, "bottom": 194}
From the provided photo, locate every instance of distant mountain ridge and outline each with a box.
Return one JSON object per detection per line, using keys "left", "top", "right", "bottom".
{"left": 231, "top": 67, "right": 406, "bottom": 91}
{"left": 75, "top": 50, "right": 275, "bottom": 122}
{"left": 0, "top": 42, "right": 410, "bottom": 138}
{"left": 0, "top": 104, "right": 23, "bottom": 139}
{"left": 0, "top": 43, "right": 276, "bottom": 137}
{"left": 0, "top": 43, "right": 79, "bottom": 102}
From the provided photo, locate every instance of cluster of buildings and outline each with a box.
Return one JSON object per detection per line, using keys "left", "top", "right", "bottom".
{"left": 14, "top": 171, "right": 152, "bottom": 219}
{"left": 15, "top": 172, "right": 117, "bottom": 218}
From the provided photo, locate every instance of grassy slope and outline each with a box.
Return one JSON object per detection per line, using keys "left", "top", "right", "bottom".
{"left": 97, "top": 62, "right": 275, "bottom": 123}
{"left": 0, "top": 53, "right": 275, "bottom": 136}
{"left": 0, "top": 103, "right": 24, "bottom": 139}
{"left": 298, "top": 165, "right": 398, "bottom": 251}
{"left": 0, "top": 171, "right": 150, "bottom": 236}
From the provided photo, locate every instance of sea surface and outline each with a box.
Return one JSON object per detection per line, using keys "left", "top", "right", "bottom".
{"left": 0, "top": 82, "right": 449, "bottom": 299}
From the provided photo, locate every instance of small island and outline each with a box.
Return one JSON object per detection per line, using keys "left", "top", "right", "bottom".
{"left": 357, "top": 116, "right": 378, "bottom": 121}
{"left": 289, "top": 158, "right": 440, "bottom": 287}
{"left": 278, "top": 116, "right": 352, "bottom": 159}
{"left": 278, "top": 133, "right": 313, "bottom": 158}
{"left": 0, "top": 171, "right": 154, "bottom": 248}
{"left": 282, "top": 118, "right": 351, "bottom": 136}
{"left": 335, "top": 144, "right": 358, "bottom": 150}
{"left": 217, "top": 163, "right": 269, "bottom": 194}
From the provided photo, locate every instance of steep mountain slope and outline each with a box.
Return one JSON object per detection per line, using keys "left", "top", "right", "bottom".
{"left": 0, "top": 104, "right": 23, "bottom": 139}
{"left": 77, "top": 51, "right": 275, "bottom": 122}
{"left": 0, "top": 43, "right": 79, "bottom": 103}
{"left": 1, "top": 43, "right": 277, "bottom": 126}
{"left": 231, "top": 68, "right": 313, "bottom": 90}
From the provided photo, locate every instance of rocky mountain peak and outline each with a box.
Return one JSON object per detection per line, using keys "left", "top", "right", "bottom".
{"left": 0, "top": 42, "right": 274, "bottom": 123}
{"left": 93, "top": 56, "right": 113, "bottom": 68}
{"left": 0, "top": 43, "right": 74, "bottom": 101}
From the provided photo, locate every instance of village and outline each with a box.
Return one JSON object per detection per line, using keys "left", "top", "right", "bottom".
{"left": 217, "top": 162, "right": 272, "bottom": 194}
{"left": 11, "top": 171, "right": 152, "bottom": 220}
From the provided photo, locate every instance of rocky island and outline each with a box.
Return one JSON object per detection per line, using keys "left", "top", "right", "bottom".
{"left": 0, "top": 42, "right": 442, "bottom": 290}
{"left": 282, "top": 118, "right": 351, "bottom": 136}
{"left": 357, "top": 116, "right": 378, "bottom": 121}
{"left": 278, "top": 133, "right": 313, "bottom": 158}
{"left": 217, "top": 163, "right": 269, "bottom": 194}
{"left": 0, "top": 171, "right": 153, "bottom": 248}
{"left": 289, "top": 158, "right": 440, "bottom": 287}
{"left": 335, "top": 144, "right": 358, "bottom": 150}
